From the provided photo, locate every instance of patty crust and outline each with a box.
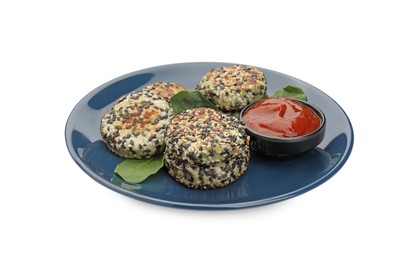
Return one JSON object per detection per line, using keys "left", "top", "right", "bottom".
{"left": 164, "top": 108, "right": 250, "bottom": 165}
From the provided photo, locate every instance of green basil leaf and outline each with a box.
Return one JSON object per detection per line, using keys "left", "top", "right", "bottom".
{"left": 270, "top": 85, "right": 307, "bottom": 101}
{"left": 114, "top": 155, "right": 164, "bottom": 183}
{"left": 170, "top": 90, "right": 219, "bottom": 114}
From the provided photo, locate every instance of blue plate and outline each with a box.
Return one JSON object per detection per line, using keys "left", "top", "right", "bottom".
{"left": 65, "top": 62, "right": 354, "bottom": 209}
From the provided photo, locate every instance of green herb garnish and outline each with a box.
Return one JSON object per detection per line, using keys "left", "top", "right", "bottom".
{"left": 271, "top": 85, "right": 307, "bottom": 101}
{"left": 114, "top": 154, "right": 164, "bottom": 183}
{"left": 170, "top": 90, "right": 219, "bottom": 114}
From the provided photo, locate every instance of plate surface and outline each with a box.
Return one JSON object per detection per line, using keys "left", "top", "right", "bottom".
{"left": 65, "top": 62, "right": 354, "bottom": 209}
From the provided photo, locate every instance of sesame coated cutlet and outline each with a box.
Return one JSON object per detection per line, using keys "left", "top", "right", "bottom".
{"left": 164, "top": 107, "right": 250, "bottom": 189}
{"left": 100, "top": 81, "right": 187, "bottom": 159}
{"left": 196, "top": 65, "right": 267, "bottom": 112}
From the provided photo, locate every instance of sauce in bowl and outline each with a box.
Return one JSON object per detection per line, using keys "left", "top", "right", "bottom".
{"left": 242, "top": 97, "right": 321, "bottom": 138}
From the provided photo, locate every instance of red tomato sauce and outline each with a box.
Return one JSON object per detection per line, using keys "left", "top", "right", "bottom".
{"left": 242, "top": 97, "right": 321, "bottom": 138}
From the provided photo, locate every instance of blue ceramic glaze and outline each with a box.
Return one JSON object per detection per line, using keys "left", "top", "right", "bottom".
{"left": 65, "top": 62, "right": 354, "bottom": 209}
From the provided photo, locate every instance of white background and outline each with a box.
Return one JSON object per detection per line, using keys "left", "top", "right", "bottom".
{"left": 1, "top": 0, "right": 412, "bottom": 259}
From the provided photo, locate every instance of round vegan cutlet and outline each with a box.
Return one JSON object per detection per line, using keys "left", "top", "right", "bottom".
{"left": 164, "top": 108, "right": 250, "bottom": 165}
{"left": 100, "top": 91, "right": 172, "bottom": 159}
{"left": 196, "top": 65, "right": 267, "bottom": 112}
{"left": 164, "top": 148, "right": 250, "bottom": 189}
{"left": 142, "top": 81, "right": 187, "bottom": 102}
{"left": 100, "top": 81, "right": 187, "bottom": 159}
